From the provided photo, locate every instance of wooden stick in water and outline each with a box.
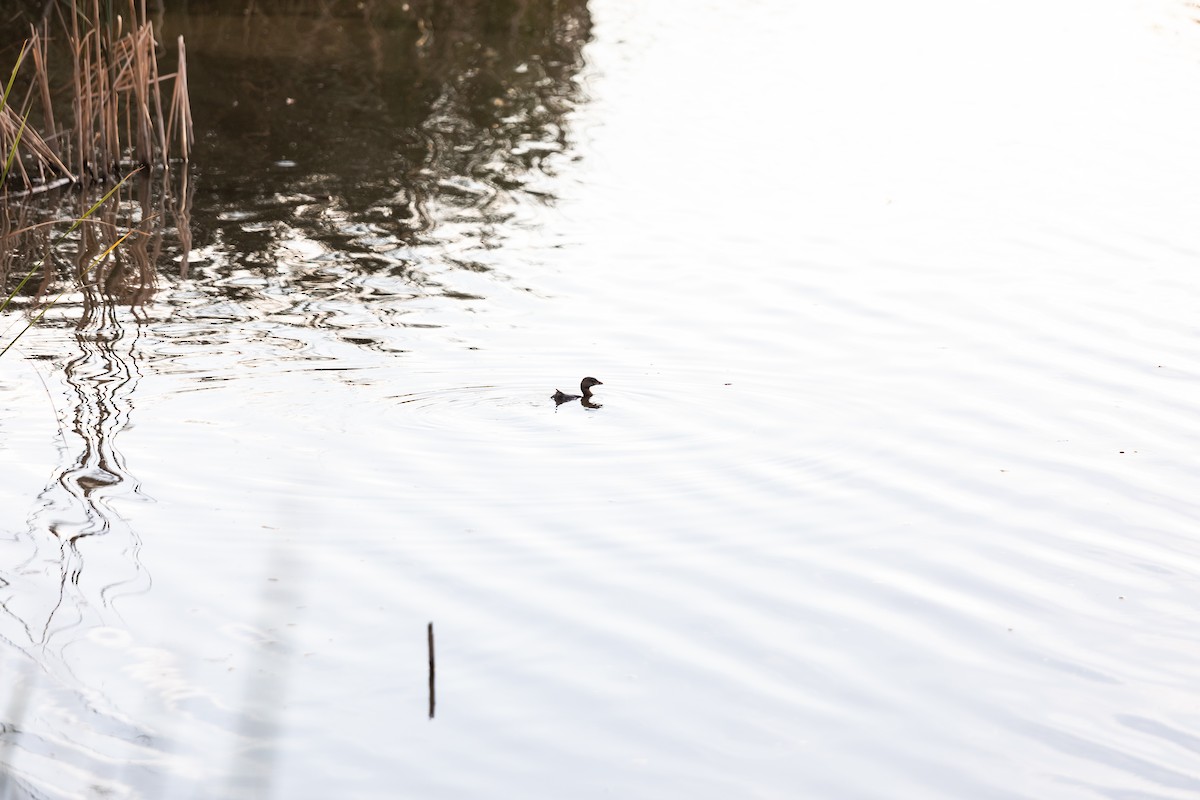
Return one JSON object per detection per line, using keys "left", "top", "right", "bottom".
{"left": 427, "top": 621, "right": 436, "bottom": 719}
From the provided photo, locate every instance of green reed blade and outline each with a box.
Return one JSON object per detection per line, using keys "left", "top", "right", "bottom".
{"left": 1, "top": 40, "right": 30, "bottom": 117}
{"left": 2, "top": 41, "right": 31, "bottom": 192}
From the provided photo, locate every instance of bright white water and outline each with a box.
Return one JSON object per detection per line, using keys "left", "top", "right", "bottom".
{"left": 3, "top": 0, "right": 1200, "bottom": 797}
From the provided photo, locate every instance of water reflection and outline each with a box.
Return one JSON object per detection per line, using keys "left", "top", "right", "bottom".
{"left": 157, "top": 0, "right": 592, "bottom": 334}
{"left": 0, "top": 2, "right": 595, "bottom": 792}
{"left": 5, "top": 1, "right": 1200, "bottom": 798}
{"left": 0, "top": 168, "right": 193, "bottom": 317}
{"left": 0, "top": 176, "right": 175, "bottom": 657}
{"left": 0, "top": 172, "right": 184, "bottom": 653}
{"left": 0, "top": 171, "right": 194, "bottom": 792}
{"left": 19, "top": 303, "right": 148, "bottom": 648}
{"left": 0, "top": 297, "right": 165, "bottom": 798}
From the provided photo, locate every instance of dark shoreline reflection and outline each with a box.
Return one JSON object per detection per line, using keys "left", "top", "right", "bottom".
{"left": 1, "top": 0, "right": 593, "bottom": 340}
{"left": 158, "top": 0, "right": 592, "bottom": 293}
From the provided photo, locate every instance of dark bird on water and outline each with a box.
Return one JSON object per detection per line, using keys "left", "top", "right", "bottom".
{"left": 552, "top": 377, "right": 603, "bottom": 406}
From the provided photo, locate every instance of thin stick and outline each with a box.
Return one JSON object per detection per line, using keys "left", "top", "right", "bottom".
{"left": 427, "top": 622, "right": 436, "bottom": 719}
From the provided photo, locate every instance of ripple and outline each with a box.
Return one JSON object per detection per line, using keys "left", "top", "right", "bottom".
{"left": 7, "top": 1, "right": 1200, "bottom": 797}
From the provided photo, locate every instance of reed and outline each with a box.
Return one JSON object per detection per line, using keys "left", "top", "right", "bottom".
{"left": 2, "top": 0, "right": 192, "bottom": 193}
{"left": 0, "top": 1, "right": 192, "bottom": 357}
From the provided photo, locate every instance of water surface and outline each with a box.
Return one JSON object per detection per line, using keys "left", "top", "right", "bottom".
{"left": 3, "top": 0, "right": 1200, "bottom": 797}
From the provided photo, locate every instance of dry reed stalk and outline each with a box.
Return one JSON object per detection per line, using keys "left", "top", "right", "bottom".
{"left": 70, "top": 24, "right": 88, "bottom": 179}
{"left": 1, "top": 7, "right": 190, "bottom": 359}
{"left": 147, "top": 31, "right": 169, "bottom": 165}
{"left": 28, "top": 28, "right": 58, "bottom": 167}
{"left": 97, "top": 34, "right": 117, "bottom": 175}
{"left": 0, "top": 5, "right": 188, "bottom": 356}
{"left": 3, "top": 0, "right": 192, "bottom": 192}
{"left": 134, "top": 0, "right": 168, "bottom": 165}
{"left": 1, "top": 105, "right": 69, "bottom": 182}
{"left": 166, "top": 37, "right": 192, "bottom": 162}
{"left": 92, "top": 18, "right": 179, "bottom": 176}
{"left": 111, "top": 26, "right": 146, "bottom": 164}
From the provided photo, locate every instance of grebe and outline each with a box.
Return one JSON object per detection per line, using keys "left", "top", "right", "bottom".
{"left": 551, "top": 377, "right": 602, "bottom": 405}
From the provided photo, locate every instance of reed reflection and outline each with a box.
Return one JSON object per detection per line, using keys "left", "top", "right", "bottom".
{"left": 21, "top": 288, "right": 148, "bottom": 648}
{"left": 0, "top": 187, "right": 176, "bottom": 793}
{"left": 0, "top": 173, "right": 187, "bottom": 655}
